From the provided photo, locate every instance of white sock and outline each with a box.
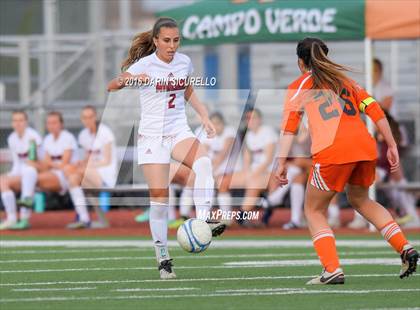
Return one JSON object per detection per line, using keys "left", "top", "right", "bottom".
{"left": 267, "top": 185, "right": 290, "bottom": 206}
{"left": 290, "top": 183, "right": 304, "bottom": 224}
{"left": 20, "top": 165, "right": 37, "bottom": 199}
{"left": 217, "top": 192, "right": 232, "bottom": 212}
{"left": 267, "top": 165, "right": 301, "bottom": 206}
{"left": 328, "top": 203, "right": 340, "bottom": 221}
{"left": 179, "top": 187, "right": 193, "bottom": 218}
{"left": 167, "top": 186, "right": 176, "bottom": 221}
{"left": 168, "top": 206, "right": 176, "bottom": 221}
{"left": 192, "top": 157, "right": 214, "bottom": 221}
{"left": 150, "top": 201, "right": 169, "bottom": 262}
{"left": 20, "top": 207, "right": 31, "bottom": 221}
{"left": 69, "top": 187, "right": 90, "bottom": 223}
{"left": 1, "top": 191, "right": 17, "bottom": 222}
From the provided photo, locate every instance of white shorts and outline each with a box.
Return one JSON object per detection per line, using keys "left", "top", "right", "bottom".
{"left": 137, "top": 128, "right": 196, "bottom": 165}
{"left": 51, "top": 169, "right": 69, "bottom": 195}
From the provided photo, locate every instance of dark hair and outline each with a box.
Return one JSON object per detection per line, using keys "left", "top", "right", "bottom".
{"left": 374, "top": 58, "right": 383, "bottom": 72}
{"left": 121, "top": 17, "right": 178, "bottom": 71}
{"left": 210, "top": 111, "right": 225, "bottom": 124}
{"left": 245, "top": 107, "right": 262, "bottom": 118}
{"left": 47, "top": 111, "right": 64, "bottom": 124}
{"left": 82, "top": 105, "right": 97, "bottom": 114}
{"left": 12, "top": 109, "right": 28, "bottom": 120}
{"left": 297, "top": 37, "right": 352, "bottom": 94}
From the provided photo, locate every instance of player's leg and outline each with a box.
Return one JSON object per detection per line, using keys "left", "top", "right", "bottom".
{"left": 142, "top": 163, "right": 175, "bottom": 279}
{"left": 328, "top": 194, "right": 341, "bottom": 228}
{"left": 283, "top": 171, "right": 306, "bottom": 229}
{"left": 305, "top": 163, "right": 352, "bottom": 285}
{"left": 240, "top": 171, "right": 270, "bottom": 218}
{"left": 17, "top": 164, "right": 38, "bottom": 212}
{"left": 305, "top": 184, "right": 344, "bottom": 284}
{"left": 172, "top": 138, "right": 213, "bottom": 220}
{"left": 347, "top": 184, "right": 418, "bottom": 278}
{"left": 388, "top": 167, "right": 420, "bottom": 227}
{"left": 168, "top": 162, "right": 194, "bottom": 226}
{"left": 0, "top": 174, "right": 21, "bottom": 229}
{"left": 63, "top": 165, "right": 90, "bottom": 228}
{"left": 216, "top": 173, "right": 233, "bottom": 224}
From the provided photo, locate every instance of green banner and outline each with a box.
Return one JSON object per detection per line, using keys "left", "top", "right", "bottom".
{"left": 157, "top": 0, "right": 365, "bottom": 45}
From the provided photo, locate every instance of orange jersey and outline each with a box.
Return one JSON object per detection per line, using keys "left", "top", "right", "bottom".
{"left": 282, "top": 72, "right": 385, "bottom": 164}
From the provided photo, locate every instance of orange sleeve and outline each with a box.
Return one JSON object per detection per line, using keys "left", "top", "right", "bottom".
{"left": 281, "top": 86, "right": 304, "bottom": 134}
{"left": 355, "top": 85, "right": 385, "bottom": 123}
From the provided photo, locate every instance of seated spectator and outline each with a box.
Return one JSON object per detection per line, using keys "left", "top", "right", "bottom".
{"left": 64, "top": 105, "right": 118, "bottom": 229}
{"left": 0, "top": 110, "right": 42, "bottom": 230}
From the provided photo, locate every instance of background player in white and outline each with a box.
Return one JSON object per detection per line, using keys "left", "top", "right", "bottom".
{"left": 195, "top": 112, "right": 237, "bottom": 222}
{"left": 22, "top": 112, "right": 80, "bottom": 226}
{"left": 107, "top": 17, "right": 225, "bottom": 279}
{"left": 0, "top": 110, "right": 42, "bottom": 230}
{"left": 232, "top": 108, "right": 300, "bottom": 225}
{"left": 64, "top": 105, "right": 117, "bottom": 228}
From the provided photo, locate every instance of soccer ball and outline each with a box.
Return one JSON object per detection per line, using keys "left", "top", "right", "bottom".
{"left": 177, "top": 219, "right": 212, "bottom": 253}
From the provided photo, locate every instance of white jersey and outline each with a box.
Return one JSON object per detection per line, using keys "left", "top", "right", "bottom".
{"left": 78, "top": 124, "right": 118, "bottom": 187}
{"left": 127, "top": 52, "right": 194, "bottom": 136}
{"left": 245, "top": 125, "right": 278, "bottom": 171}
{"left": 43, "top": 130, "right": 78, "bottom": 164}
{"left": 195, "top": 125, "right": 236, "bottom": 175}
{"left": 7, "top": 127, "right": 42, "bottom": 175}
{"left": 373, "top": 78, "right": 396, "bottom": 117}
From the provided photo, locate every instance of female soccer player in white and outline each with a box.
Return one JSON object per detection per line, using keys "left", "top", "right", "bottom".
{"left": 0, "top": 110, "right": 42, "bottom": 230}
{"left": 107, "top": 17, "right": 225, "bottom": 279}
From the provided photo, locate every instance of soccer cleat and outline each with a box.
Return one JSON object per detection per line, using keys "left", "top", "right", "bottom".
{"left": 0, "top": 219, "right": 17, "bottom": 230}
{"left": 16, "top": 197, "right": 34, "bottom": 209}
{"left": 306, "top": 268, "right": 345, "bottom": 285}
{"left": 10, "top": 219, "right": 30, "bottom": 230}
{"left": 66, "top": 221, "right": 91, "bottom": 229}
{"left": 206, "top": 220, "right": 226, "bottom": 237}
{"left": 396, "top": 214, "right": 415, "bottom": 226}
{"left": 399, "top": 247, "right": 419, "bottom": 279}
{"left": 158, "top": 259, "right": 176, "bottom": 279}
{"left": 135, "top": 210, "right": 150, "bottom": 223}
{"left": 168, "top": 218, "right": 185, "bottom": 229}
{"left": 282, "top": 221, "right": 301, "bottom": 230}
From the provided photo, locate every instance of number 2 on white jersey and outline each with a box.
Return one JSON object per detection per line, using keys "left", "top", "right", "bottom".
{"left": 168, "top": 94, "right": 176, "bottom": 109}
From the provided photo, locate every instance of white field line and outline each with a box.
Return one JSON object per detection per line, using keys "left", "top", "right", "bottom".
{"left": 0, "top": 251, "right": 397, "bottom": 264}
{"left": 0, "top": 248, "right": 153, "bottom": 254}
{"left": 114, "top": 287, "right": 199, "bottom": 292}
{"left": 12, "top": 287, "right": 96, "bottom": 292}
{"left": 1, "top": 288, "right": 420, "bottom": 303}
{"left": 224, "top": 258, "right": 401, "bottom": 267}
{"left": 0, "top": 273, "right": 417, "bottom": 287}
{"left": 0, "top": 258, "right": 403, "bottom": 274}
{"left": 2, "top": 240, "right": 420, "bottom": 248}
{"left": 0, "top": 248, "right": 395, "bottom": 256}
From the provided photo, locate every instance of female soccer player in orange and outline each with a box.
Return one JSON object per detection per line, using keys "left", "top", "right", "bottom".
{"left": 275, "top": 37, "right": 418, "bottom": 285}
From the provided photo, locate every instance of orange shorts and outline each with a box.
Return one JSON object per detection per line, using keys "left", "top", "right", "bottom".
{"left": 309, "top": 160, "right": 376, "bottom": 192}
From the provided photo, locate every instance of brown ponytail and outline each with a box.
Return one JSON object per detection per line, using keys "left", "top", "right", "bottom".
{"left": 121, "top": 31, "right": 155, "bottom": 72}
{"left": 121, "top": 17, "right": 178, "bottom": 72}
{"left": 297, "top": 37, "right": 352, "bottom": 94}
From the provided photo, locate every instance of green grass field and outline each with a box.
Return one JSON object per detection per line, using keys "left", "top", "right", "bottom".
{"left": 1, "top": 236, "right": 419, "bottom": 310}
